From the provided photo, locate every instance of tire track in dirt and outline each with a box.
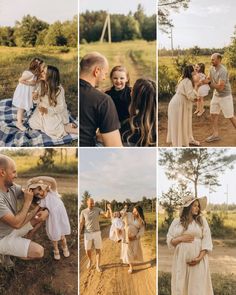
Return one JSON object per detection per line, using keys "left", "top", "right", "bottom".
{"left": 80, "top": 227, "right": 156, "bottom": 295}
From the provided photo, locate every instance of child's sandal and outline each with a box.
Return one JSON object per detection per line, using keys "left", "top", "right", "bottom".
{"left": 62, "top": 246, "right": 70, "bottom": 258}
{"left": 53, "top": 250, "right": 61, "bottom": 260}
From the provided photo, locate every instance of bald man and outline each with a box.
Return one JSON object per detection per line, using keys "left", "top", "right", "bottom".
{"left": 79, "top": 52, "right": 122, "bottom": 147}
{"left": 0, "top": 155, "right": 49, "bottom": 268}
{"left": 205, "top": 53, "right": 236, "bottom": 142}
{"left": 80, "top": 198, "right": 109, "bottom": 272}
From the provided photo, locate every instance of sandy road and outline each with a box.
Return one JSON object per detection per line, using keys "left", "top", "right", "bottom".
{"left": 80, "top": 227, "right": 156, "bottom": 295}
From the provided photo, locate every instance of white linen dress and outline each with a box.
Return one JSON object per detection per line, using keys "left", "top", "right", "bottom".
{"left": 12, "top": 70, "right": 36, "bottom": 111}
{"left": 109, "top": 217, "right": 124, "bottom": 242}
{"left": 167, "top": 217, "right": 214, "bottom": 295}
{"left": 167, "top": 78, "right": 197, "bottom": 147}
{"left": 39, "top": 190, "right": 71, "bottom": 241}
{"left": 29, "top": 85, "right": 70, "bottom": 139}
{"left": 120, "top": 212, "right": 145, "bottom": 264}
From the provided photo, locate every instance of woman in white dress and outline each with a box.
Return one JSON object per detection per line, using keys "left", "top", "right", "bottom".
{"left": 29, "top": 65, "right": 77, "bottom": 139}
{"left": 167, "top": 196, "right": 214, "bottom": 295}
{"left": 120, "top": 205, "right": 145, "bottom": 274}
{"left": 27, "top": 176, "right": 71, "bottom": 260}
{"left": 167, "top": 65, "right": 200, "bottom": 147}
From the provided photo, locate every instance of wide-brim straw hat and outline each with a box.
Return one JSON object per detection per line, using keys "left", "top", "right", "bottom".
{"left": 27, "top": 179, "right": 48, "bottom": 190}
{"left": 179, "top": 196, "right": 207, "bottom": 215}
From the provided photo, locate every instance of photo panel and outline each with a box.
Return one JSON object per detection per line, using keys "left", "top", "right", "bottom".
{"left": 79, "top": 148, "right": 157, "bottom": 294}
{"left": 158, "top": 0, "right": 236, "bottom": 147}
{"left": 79, "top": 0, "right": 156, "bottom": 147}
{"left": 0, "top": 0, "right": 78, "bottom": 147}
{"left": 158, "top": 147, "right": 236, "bottom": 295}
{"left": 0, "top": 147, "right": 78, "bottom": 294}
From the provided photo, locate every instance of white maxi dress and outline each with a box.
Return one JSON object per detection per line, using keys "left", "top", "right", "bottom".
{"left": 167, "top": 217, "right": 214, "bottom": 295}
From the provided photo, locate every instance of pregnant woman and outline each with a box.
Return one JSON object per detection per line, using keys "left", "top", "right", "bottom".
{"left": 167, "top": 196, "right": 214, "bottom": 295}
{"left": 167, "top": 65, "right": 199, "bottom": 147}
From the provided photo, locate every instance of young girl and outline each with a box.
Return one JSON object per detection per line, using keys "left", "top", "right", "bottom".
{"left": 105, "top": 66, "right": 131, "bottom": 123}
{"left": 28, "top": 65, "right": 77, "bottom": 139}
{"left": 121, "top": 78, "right": 156, "bottom": 147}
{"left": 107, "top": 204, "right": 125, "bottom": 242}
{"left": 12, "top": 58, "right": 45, "bottom": 131}
{"left": 27, "top": 176, "right": 71, "bottom": 260}
{"left": 194, "top": 63, "right": 210, "bottom": 116}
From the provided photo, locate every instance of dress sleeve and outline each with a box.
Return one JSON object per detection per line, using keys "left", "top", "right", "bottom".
{"left": 136, "top": 224, "right": 145, "bottom": 239}
{"left": 184, "top": 79, "right": 197, "bottom": 101}
{"left": 201, "top": 216, "right": 213, "bottom": 252}
{"left": 166, "top": 218, "right": 180, "bottom": 250}
{"left": 21, "top": 70, "right": 34, "bottom": 81}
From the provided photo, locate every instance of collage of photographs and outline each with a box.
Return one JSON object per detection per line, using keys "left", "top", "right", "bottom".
{"left": 0, "top": 0, "right": 235, "bottom": 295}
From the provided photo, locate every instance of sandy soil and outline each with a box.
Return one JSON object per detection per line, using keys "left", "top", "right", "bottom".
{"left": 158, "top": 241, "right": 236, "bottom": 274}
{"left": 158, "top": 100, "right": 236, "bottom": 147}
{"left": 80, "top": 227, "right": 156, "bottom": 295}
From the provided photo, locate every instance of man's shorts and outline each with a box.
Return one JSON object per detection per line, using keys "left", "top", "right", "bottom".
{"left": 84, "top": 231, "right": 102, "bottom": 250}
{"left": 0, "top": 222, "right": 33, "bottom": 258}
{"left": 210, "top": 94, "right": 234, "bottom": 118}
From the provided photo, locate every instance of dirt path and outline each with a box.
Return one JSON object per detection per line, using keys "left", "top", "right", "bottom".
{"left": 158, "top": 242, "right": 236, "bottom": 274}
{"left": 158, "top": 101, "right": 236, "bottom": 147}
{"left": 80, "top": 227, "right": 156, "bottom": 295}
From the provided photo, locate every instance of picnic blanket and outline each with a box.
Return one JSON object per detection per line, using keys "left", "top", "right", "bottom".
{"left": 0, "top": 99, "right": 78, "bottom": 147}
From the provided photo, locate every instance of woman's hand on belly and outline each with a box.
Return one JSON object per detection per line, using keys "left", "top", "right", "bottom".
{"left": 171, "top": 234, "right": 194, "bottom": 247}
{"left": 187, "top": 249, "right": 207, "bottom": 266}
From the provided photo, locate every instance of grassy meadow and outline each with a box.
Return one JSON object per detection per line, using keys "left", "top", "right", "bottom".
{"left": 80, "top": 40, "right": 156, "bottom": 89}
{"left": 0, "top": 46, "right": 78, "bottom": 117}
{"left": 158, "top": 55, "right": 236, "bottom": 95}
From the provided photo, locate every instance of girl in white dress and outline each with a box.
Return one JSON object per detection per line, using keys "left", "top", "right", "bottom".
{"left": 194, "top": 63, "right": 210, "bottom": 116}
{"left": 29, "top": 65, "right": 77, "bottom": 139}
{"left": 12, "top": 58, "right": 45, "bottom": 131}
{"left": 167, "top": 196, "right": 214, "bottom": 295}
{"left": 27, "top": 176, "right": 71, "bottom": 260}
{"left": 107, "top": 204, "right": 125, "bottom": 242}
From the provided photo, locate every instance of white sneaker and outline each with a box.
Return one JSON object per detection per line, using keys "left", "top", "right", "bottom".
{"left": 128, "top": 268, "right": 133, "bottom": 274}
{"left": 96, "top": 265, "right": 102, "bottom": 273}
{"left": 53, "top": 250, "right": 61, "bottom": 260}
{"left": 62, "top": 246, "right": 70, "bottom": 258}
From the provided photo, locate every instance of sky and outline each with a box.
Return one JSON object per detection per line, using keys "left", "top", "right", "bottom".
{"left": 80, "top": 149, "right": 156, "bottom": 202}
{"left": 79, "top": 0, "right": 155, "bottom": 16}
{"left": 158, "top": 149, "right": 236, "bottom": 205}
{"left": 0, "top": 0, "right": 77, "bottom": 26}
{"left": 159, "top": 0, "right": 236, "bottom": 49}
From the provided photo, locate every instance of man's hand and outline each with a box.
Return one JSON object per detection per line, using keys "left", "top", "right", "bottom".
{"left": 35, "top": 210, "right": 49, "bottom": 222}
{"left": 23, "top": 188, "right": 34, "bottom": 203}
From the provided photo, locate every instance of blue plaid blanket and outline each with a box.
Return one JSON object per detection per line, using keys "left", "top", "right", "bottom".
{"left": 0, "top": 99, "right": 78, "bottom": 146}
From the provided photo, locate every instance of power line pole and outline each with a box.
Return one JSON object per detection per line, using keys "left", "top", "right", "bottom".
{"left": 100, "top": 13, "right": 111, "bottom": 43}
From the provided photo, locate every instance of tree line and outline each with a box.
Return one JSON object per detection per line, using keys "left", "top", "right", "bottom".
{"left": 79, "top": 5, "right": 156, "bottom": 43}
{"left": 80, "top": 191, "right": 156, "bottom": 213}
{"left": 0, "top": 15, "right": 77, "bottom": 47}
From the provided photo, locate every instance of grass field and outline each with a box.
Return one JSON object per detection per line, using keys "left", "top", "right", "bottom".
{"left": 0, "top": 148, "right": 78, "bottom": 176}
{"left": 80, "top": 40, "right": 156, "bottom": 89}
{"left": 0, "top": 46, "right": 78, "bottom": 117}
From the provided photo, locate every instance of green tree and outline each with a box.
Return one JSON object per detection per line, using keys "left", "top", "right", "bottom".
{"left": 159, "top": 148, "right": 236, "bottom": 197}
{"left": 14, "top": 15, "right": 48, "bottom": 47}
{"left": 80, "top": 191, "right": 92, "bottom": 212}
{"left": 37, "top": 148, "right": 57, "bottom": 169}
{"left": 0, "top": 27, "right": 15, "bottom": 46}
{"left": 225, "top": 26, "right": 236, "bottom": 67}
{"left": 44, "top": 21, "right": 67, "bottom": 46}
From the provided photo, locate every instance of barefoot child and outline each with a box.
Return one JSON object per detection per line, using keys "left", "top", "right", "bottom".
{"left": 107, "top": 204, "right": 124, "bottom": 242}
{"left": 12, "top": 58, "right": 45, "bottom": 131}
{"left": 27, "top": 176, "right": 71, "bottom": 260}
{"left": 194, "top": 63, "right": 210, "bottom": 116}
{"left": 105, "top": 66, "right": 131, "bottom": 123}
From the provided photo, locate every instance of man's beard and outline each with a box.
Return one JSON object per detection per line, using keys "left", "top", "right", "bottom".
{"left": 4, "top": 179, "right": 13, "bottom": 188}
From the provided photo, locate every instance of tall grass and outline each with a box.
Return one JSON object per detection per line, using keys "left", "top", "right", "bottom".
{"left": 0, "top": 46, "right": 78, "bottom": 117}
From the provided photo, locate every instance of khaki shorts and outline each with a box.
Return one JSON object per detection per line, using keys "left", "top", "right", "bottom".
{"left": 0, "top": 222, "right": 33, "bottom": 258}
{"left": 84, "top": 231, "right": 102, "bottom": 250}
{"left": 210, "top": 94, "right": 234, "bottom": 118}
